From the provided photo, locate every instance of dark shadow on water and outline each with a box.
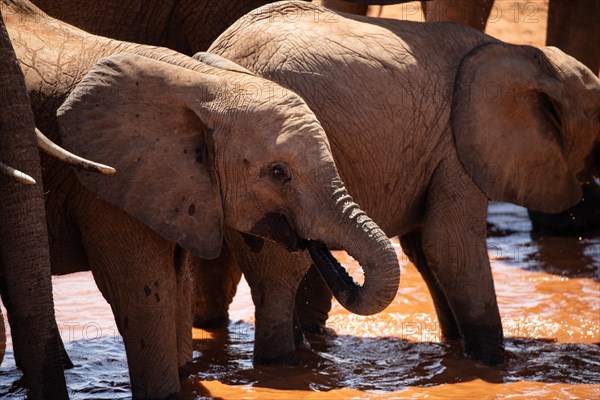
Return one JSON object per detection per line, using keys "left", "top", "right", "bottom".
{"left": 525, "top": 233, "right": 600, "bottom": 281}
{"left": 190, "top": 321, "right": 600, "bottom": 393}
{"left": 487, "top": 202, "right": 600, "bottom": 282}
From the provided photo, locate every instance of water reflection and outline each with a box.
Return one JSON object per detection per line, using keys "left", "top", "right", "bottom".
{"left": 488, "top": 202, "right": 600, "bottom": 280}
{"left": 189, "top": 322, "right": 600, "bottom": 392}
{"left": 527, "top": 235, "right": 599, "bottom": 280}
{"left": 0, "top": 202, "right": 598, "bottom": 399}
{"left": 0, "top": 337, "right": 131, "bottom": 399}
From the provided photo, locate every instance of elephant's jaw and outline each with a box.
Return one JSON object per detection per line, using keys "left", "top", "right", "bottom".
{"left": 248, "top": 212, "right": 307, "bottom": 252}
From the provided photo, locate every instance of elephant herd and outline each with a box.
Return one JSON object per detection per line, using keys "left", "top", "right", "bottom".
{"left": 0, "top": 0, "right": 598, "bottom": 399}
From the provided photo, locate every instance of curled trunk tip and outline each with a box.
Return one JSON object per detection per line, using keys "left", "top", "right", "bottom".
{"left": 308, "top": 233, "right": 399, "bottom": 316}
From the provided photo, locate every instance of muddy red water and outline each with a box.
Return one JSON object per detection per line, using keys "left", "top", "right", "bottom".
{"left": 2, "top": 2, "right": 600, "bottom": 398}
{"left": 1, "top": 203, "right": 599, "bottom": 398}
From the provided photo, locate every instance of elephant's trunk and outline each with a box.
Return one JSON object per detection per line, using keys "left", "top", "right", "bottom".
{"left": 307, "top": 187, "right": 399, "bottom": 315}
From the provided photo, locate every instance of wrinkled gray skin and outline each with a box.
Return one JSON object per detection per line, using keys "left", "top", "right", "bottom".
{"left": 324, "top": 0, "right": 600, "bottom": 72}
{"left": 2, "top": 1, "right": 399, "bottom": 397}
{"left": 209, "top": 1, "right": 600, "bottom": 366}
{"left": 0, "top": 10, "right": 68, "bottom": 399}
{"left": 324, "top": 0, "right": 600, "bottom": 234}
{"left": 31, "top": 0, "right": 305, "bottom": 55}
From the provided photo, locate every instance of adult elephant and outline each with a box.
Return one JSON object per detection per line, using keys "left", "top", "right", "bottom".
{"left": 0, "top": 8, "right": 114, "bottom": 398}
{"left": 3, "top": 0, "right": 399, "bottom": 397}
{"left": 209, "top": 1, "right": 600, "bottom": 366}
{"left": 30, "top": 0, "right": 311, "bottom": 55}
{"left": 0, "top": 10, "right": 66, "bottom": 392}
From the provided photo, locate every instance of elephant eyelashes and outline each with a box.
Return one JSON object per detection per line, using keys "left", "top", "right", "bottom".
{"left": 266, "top": 162, "right": 291, "bottom": 183}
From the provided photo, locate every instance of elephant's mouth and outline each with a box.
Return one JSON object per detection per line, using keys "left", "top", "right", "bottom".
{"left": 247, "top": 214, "right": 347, "bottom": 286}
{"left": 249, "top": 212, "right": 307, "bottom": 252}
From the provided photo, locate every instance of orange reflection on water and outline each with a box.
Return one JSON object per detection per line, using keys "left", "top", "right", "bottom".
{"left": 1, "top": 207, "right": 599, "bottom": 399}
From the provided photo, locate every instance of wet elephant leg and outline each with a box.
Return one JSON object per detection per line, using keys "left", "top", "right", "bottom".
{"left": 547, "top": 0, "right": 600, "bottom": 76}
{"left": 191, "top": 243, "right": 241, "bottom": 328}
{"left": 0, "top": 284, "right": 73, "bottom": 371}
{"left": 174, "top": 246, "right": 193, "bottom": 378}
{"left": 399, "top": 230, "right": 461, "bottom": 341}
{"left": 75, "top": 195, "right": 182, "bottom": 399}
{"left": 420, "top": 154, "right": 503, "bottom": 365}
{"left": 295, "top": 264, "right": 333, "bottom": 334}
{"left": 422, "top": 0, "right": 494, "bottom": 31}
{"left": 225, "top": 229, "right": 311, "bottom": 364}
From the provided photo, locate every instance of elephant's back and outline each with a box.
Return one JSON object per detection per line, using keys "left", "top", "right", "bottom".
{"left": 210, "top": 1, "right": 485, "bottom": 232}
{"left": 212, "top": 1, "right": 494, "bottom": 79}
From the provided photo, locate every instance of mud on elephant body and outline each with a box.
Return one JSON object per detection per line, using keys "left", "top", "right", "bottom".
{"left": 3, "top": 0, "right": 399, "bottom": 397}
{"left": 209, "top": 1, "right": 600, "bottom": 366}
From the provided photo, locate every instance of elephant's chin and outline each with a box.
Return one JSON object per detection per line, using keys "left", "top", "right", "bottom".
{"left": 249, "top": 212, "right": 307, "bottom": 252}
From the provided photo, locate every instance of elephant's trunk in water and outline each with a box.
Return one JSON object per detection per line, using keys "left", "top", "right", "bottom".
{"left": 307, "top": 188, "right": 399, "bottom": 315}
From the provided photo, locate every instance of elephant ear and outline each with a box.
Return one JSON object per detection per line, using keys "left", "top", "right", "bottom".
{"left": 57, "top": 53, "right": 224, "bottom": 259}
{"left": 452, "top": 43, "right": 583, "bottom": 213}
{"left": 193, "top": 52, "right": 254, "bottom": 75}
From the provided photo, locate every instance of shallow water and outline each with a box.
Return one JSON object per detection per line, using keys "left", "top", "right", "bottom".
{"left": 1, "top": 203, "right": 599, "bottom": 399}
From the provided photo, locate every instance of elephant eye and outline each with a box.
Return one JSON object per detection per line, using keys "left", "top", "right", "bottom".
{"left": 268, "top": 162, "right": 291, "bottom": 183}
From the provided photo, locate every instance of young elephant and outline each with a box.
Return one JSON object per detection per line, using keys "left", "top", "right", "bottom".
{"left": 3, "top": 0, "right": 399, "bottom": 398}
{"left": 208, "top": 1, "right": 600, "bottom": 366}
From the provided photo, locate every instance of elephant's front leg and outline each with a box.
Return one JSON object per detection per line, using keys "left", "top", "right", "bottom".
{"left": 76, "top": 197, "right": 184, "bottom": 399}
{"left": 295, "top": 264, "right": 333, "bottom": 334}
{"left": 225, "top": 230, "right": 311, "bottom": 364}
{"left": 174, "top": 246, "right": 193, "bottom": 378}
{"left": 421, "top": 154, "right": 503, "bottom": 365}
{"left": 190, "top": 243, "right": 242, "bottom": 329}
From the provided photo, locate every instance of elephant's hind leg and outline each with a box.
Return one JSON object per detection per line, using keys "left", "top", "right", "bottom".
{"left": 75, "top": 196, "right": 182, "bottom": 399}
{"left": 399, "top": 230, "right": 461, "bottom": 341}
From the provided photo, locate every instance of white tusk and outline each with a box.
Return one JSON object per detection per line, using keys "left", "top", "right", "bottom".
{"left": 0, "top": 162, "right": 36, "bottom": 185}
{"left": 36, "top": 128, "right": 116, "bottom": 175}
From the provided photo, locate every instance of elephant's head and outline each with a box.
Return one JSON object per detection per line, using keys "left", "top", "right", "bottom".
{"left": 57, "top": 52, "right": 399, "bottom": 315}
{"left": 452, "top": 43, "right": 600, "bottom": 213}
